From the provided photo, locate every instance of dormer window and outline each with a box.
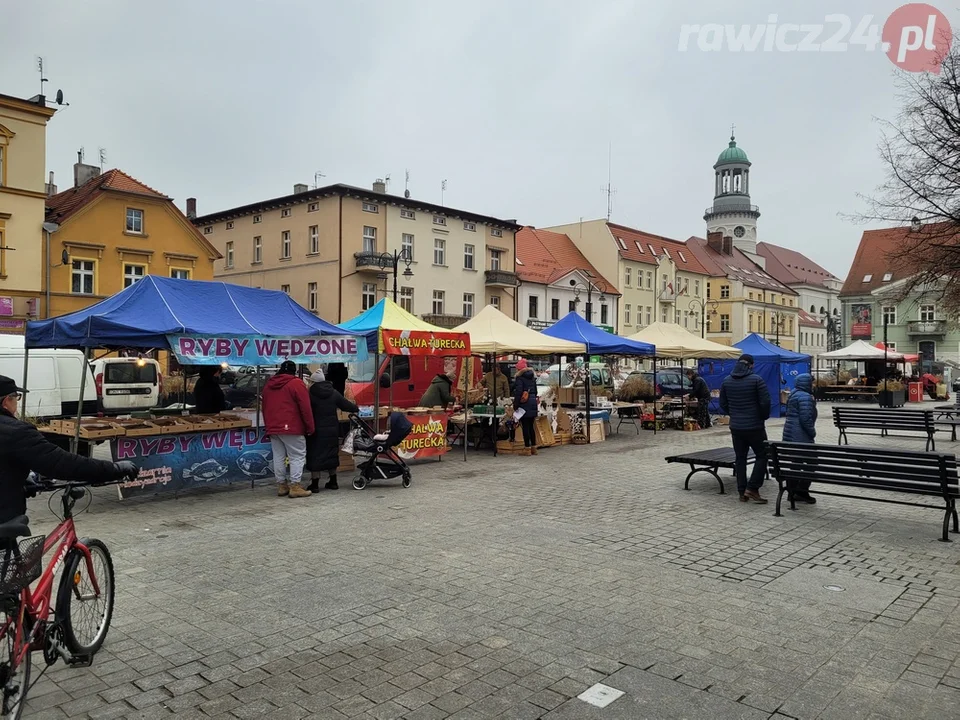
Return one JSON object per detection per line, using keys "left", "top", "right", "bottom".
{"left": 882, "top": 272, "right": 893, "bottom": 282}
{"left": 863, "top": 274, "right": 873, "bottom": 282}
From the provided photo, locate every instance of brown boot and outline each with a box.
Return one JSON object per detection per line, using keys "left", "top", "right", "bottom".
{"left": 743, "top": 489, "right": 768, "bottom": 504}
{"left": 288, "top": 483, "right": 312, "bottom": 498}
{"left": 277, "top": 483, "right": 290, "bottom": 497}
{"left": 530, "top": 446, "right": 539, "bottom": 455}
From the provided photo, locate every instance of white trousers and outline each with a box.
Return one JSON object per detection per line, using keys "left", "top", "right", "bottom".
{"left": 270, "top": 434, "right": 306, "bottom": 485}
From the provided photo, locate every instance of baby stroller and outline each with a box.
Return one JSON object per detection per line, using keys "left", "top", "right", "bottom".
{"left": 349, "top": 412, "right": 414, "bottom": 490}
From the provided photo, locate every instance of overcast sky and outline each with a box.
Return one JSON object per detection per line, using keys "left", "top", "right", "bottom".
{"left": 7, "top": 0, "right": 955, "bottom": 280}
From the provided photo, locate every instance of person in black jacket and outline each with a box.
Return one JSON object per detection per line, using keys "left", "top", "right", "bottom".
{"left": 685, "top": 368, "right": 711, "bottom": 429}
{"left": 193, "top": 366, "right": 226, "bottom": 414}
{"left": 305, "top": 370, "right": 358, "bottom": 492}
{"left": 512, "top": 358, "right": 539, "bottom": 455}
{"left": 719, "top": 354, "right": 770, "bottom": 503}
{"left": 326, "top": 363, "right": 349, "bottom": 396}
{"left": 0, "top": 376, "right": 138, "bottom": 525}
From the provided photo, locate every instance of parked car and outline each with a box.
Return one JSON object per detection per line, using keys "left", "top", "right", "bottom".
{"left": 0, "top": 335, "right": 97, "bottom": 418}
{"left": 536, "top": 362, "right": 615, "bottom": 395}
{"left": 625, "top": 367, "right": 692, "bottom": 400}
{"left": 346, "top": 355, "right": 480, "bottom": 408}
{"left": 91, "top": 357, "right": 163, "bottom": 412}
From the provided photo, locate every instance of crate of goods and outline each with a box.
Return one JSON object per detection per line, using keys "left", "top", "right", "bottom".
{"left": 496, "top": 439, "right": 528, "bottom": 455}
{"left": 191, "top": 416, "right": 227, "bottom": 431}
{"left": 555, "top": 431, "right": 572, "bottom": 445}
{"left": 52, "top": 418, "right": 125, "bottom": 439}
{"left": 112, "top": 419, "right": 162, "bottom": 437}
{"left": 148, "top": 417, "right": 196, "bottom": 435}
{"left": 216, "top": 413, "right": 253, "bottom": 430}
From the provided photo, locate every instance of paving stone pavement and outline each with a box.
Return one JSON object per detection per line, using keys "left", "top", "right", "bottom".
{"left": 17, "top": 403, "right": 960, "bottom": 719}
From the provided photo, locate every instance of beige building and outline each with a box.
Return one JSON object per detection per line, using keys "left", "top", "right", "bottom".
{"left": 0, "top": 92, "right": 56, "bottom": 331}
{"left": 545, "top": 219, "right": 713, "bottom": 335}
{"left": 193, "top": 181, "right": 520, "bottom": 324}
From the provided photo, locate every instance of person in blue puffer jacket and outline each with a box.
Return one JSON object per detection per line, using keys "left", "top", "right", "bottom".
{"left": 782, "top": 373, "right": 817, "bottom": 504}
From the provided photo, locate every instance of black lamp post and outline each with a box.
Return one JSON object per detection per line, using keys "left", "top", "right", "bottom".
{"left": 772, "top": 311, "right": 787, "bottom": 347}
{"left": 571, "top": 275, "right": 605, "bottom": 323}
{"left": 688, "top": 298, "right": 718, "bottom": 339}
{"left": 371, "top": 250, "right": 414, "bottom": 301}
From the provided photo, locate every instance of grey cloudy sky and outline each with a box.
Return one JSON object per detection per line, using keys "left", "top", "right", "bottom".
{"left": 7, "top": 0, "right": 955, "bottom": 279}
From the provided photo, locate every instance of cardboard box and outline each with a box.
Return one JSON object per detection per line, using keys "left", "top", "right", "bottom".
{"left": 337, "top": 450, "right": 355, "bottom": 472}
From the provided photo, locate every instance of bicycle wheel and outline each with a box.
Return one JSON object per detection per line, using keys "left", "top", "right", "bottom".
{"left": 55, "top": 539, "right": 114, "bottom": 656}
{"left": 0, "top": 610, "right": 30, "bottom": 720}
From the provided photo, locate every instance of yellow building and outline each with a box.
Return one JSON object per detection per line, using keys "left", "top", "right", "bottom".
{"left": 44, "top": 164, "right": 220, "bottom": 319}
{"left": 0, "top": 92, "right": 56, "bottom": 332}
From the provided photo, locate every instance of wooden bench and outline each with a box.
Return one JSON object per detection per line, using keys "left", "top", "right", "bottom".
{"left": 833, "top": 406, "right": 936, "bottom": 452}
{"left": 767, "top": 442, "right": 960, "bottom": 542}
{"left": 665, "top": 447, "right": 756, "bottom": 495}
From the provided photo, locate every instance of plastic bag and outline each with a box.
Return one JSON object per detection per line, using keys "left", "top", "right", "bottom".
{"left": 341, "top": 429, "right": 356, "bottom": 455}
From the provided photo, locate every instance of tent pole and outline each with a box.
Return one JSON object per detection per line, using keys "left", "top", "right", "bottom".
{"left": 374, "top": 349, "right": 381, "bottom": 432}
{"left": 653, "top": 356, "right": 658, "bottom": 436}
{"left": 70, "top": 348, "right": 92, "bottom": 454}
{"left": 463, "top": 355, "right": 468, "bottom": 462}
{"left": 585, "top": 353, "right": 591, "bottom": 443}
{"left": 254, "top": 365, "right": 262, "bottom": 490}
{"left": 20, "top": 348, "right": 29, "bottom": 421}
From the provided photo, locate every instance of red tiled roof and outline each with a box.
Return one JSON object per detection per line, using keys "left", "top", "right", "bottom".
{"left": 756, "top": 242, "right": 837, "bottom": 288}
{"left": 685, "top": 236, "right": 797, "bottom": 294}
{"left": 516, "top": 228, "right": 619, "bottom": 295}
{"left": 46, "top": 169, "right": 170, "bottom": 224}
{"left": 839, "top": 225, "right": 928, "bottom": 297}
{"left": 606, "top": 223, "right": 711, "bottom": 274}
{"left": 798, "top": 309, "right": 824, "bottom": 328}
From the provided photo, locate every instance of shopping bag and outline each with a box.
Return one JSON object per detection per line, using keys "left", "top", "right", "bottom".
{"left": 341, "top": 429, "right": 356, "bottom": 455}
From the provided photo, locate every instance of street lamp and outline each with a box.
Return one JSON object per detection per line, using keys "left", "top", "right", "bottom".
{"left": 42, "top": 221, "right": 69, "bottom": 319}
{"left": 771, "top": 310, "right": 787, "bottom": 347}
{"left": 570, "top": 273, "right": 605, "bottom": 323}
{"left": 368, "top": 250, "right": 413, "bottom": 302}
{"left": 688, "top": 298, "right": 718, "bottom": 339}
{"left": 819, "top": 310, "right": 841, "bottom": 351}
{"left": 911, "top": 216, "right": 922, "bottom": 233}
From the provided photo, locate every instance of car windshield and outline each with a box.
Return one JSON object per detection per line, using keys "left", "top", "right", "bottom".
{"left": 348, "top": 357, "right": 377, "bottom": 383}
{"left": 105, "top": 363, "right": 157, "bottom": 384}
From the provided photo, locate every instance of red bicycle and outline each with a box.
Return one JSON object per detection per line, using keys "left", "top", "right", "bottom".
{"left": 1, "top": 476, "right": 118, "bottom": 719}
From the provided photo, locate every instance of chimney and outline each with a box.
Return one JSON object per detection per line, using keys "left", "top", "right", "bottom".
{"left": 73, "top": 152, "right": 101, "bottom": 188}
{"left": 293, "top": 183, "right": 308, "bottom": 194}
{"left": 722, "top": 236, "right": 733, "bottom": 255}
{"left": 186, "top": 198, "right": 197, "bottom": 219}
{"left": 372, "top": 178, "right": 386, "bottom": 193}
{"left": 706, "top": 231, "right": 723, "bottom": 254}
{"left": 45, "top": 171, "right": 57, "bottom": 197}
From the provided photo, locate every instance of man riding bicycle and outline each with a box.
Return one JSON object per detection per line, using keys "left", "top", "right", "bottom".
{"left": 0, "top": 375, "right": 137, "bottom": 525}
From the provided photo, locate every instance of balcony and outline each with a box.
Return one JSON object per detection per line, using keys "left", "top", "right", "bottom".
{"left": 907, "top": 319, "right": 947, "bottom": 337}
{"left": 354, "top": 251, "right": 387, "bottom": 273}
{"left": 485, "top": 269, "right": 519, "bottom": 287}
{"left": 422, "top": 313, "right": 468, "bottom": 329}
{"left": 659, "top": 289, "right": 676, "bottom": 303}
{"left": 703, "top": 204, "right": 761, "bottom": 220}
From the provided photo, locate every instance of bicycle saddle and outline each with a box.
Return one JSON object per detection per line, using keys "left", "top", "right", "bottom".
{"left": 0, "top": 515, "right": 30, "bottom": 539}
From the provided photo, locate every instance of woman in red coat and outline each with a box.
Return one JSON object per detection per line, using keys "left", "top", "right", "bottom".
{"left": 262, "top": 361, "right": 315, "bottom": 498}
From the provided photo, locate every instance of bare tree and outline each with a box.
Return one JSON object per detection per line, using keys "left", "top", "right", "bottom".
{"left": 854, "top": 40, "right": 960, "bottom": 315}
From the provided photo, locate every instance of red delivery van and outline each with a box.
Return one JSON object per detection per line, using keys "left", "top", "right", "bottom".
{"left": 347, "top": 354, "right": 481, "bottom": 409}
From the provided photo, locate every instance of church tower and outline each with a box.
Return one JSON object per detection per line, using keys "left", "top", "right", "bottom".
{"left": 704, "top": 129, "right": 760, "bottom": 258}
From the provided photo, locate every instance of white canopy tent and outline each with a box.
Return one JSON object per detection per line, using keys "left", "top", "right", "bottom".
{"left": 820, "top": 340, "right": 906, "bottom": 362}
{"left": 626, "top": 322, "right": 742, "bottom": 359}
{"left": 453, "top": 305, "right": 586, "bottom": 355}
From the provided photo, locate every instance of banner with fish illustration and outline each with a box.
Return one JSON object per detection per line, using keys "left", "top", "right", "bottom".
{"left": 395, "top": 413, "right": 452, "bottom": 460}
{"left": 110, "top": 428, "right": 275, "bottom": 498}
{"left": 167, "top": 334, "right": 367, "bottom": 366}
{"left": 379, "top": 329, "right": 471, "bottom": 357}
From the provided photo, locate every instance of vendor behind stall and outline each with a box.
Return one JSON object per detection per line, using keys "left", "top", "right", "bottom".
{"left": 420, "top": 371, "right": 455, "bottom": 409}
{"left": 480, "top": 363, "right": 509, "bottom": 401}
{"left": 193, "top": 365, "right": 226, "bottom": 414}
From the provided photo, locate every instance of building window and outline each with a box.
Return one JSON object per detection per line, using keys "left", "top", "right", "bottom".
{"left": 0, "top": 147, "right": 4, "bottom": 186}
{"left": 226, "top": 221, "right": 234, "bottom": 230}
{"left": 646, "top": 271, "right": 653, "bottom": 289}
{"left": 749, "top": 292, "right": 754, "bottom": 301}
{"left": 661, "top": 307, "right": 669, "bottom": 322}
{"left": 281, "top": 284, "right": 290, "bottom": 294}
{"left": 203, "top": 226, "right": 213, "bottom": 235}
{"left": 399, "top": 286, "right": 414, "bottom": 313}
{"left": 886, "top": 341, "right": 897, "bottom": 351}
{"left": 123, "top": 264, "right": 145, "bottom": 288}
{"left": 125, "top": 208, "right": 144, "bottom": 234}
{"left": 720, "top": 285, "right": 730, "bottom": 299}
{"left": 463, "top": 244, "right": 475, "bottom": 270}
{"left": 491, "top": 228, "right": 503, "bottom": 238}
{"left": 490, "top": 250, "right": 502, "bottom": 271}
{"left": 308, "top": 203, "right": 319, "bottom": 212}
{"left": 171, "top": 268, "right": 190, "bottom": 280}
{"left": 624, "top": 304, "right": 631, "bottom": 325}
{"left": 684, "top": 311, "right": 689, "bottom": 328}
{"left": 281, "top": 231, "right": 291, "bottom": 259}
{"left": 862, "top": 274, "right": 872, "bottom": 282}
{"left": 675, "top": 309, "right": 681, "bottom": 324}
{"left": 362, "top": 226, "right": 377, "bottom": 254}
{"left": 720, "top": 314, "right": 730, "bottom": 332}
{"left": 309, "top": 226, "right": 319, "bottom": 255}
{"left": 551, "top": 298, "right": 560, "bottom": 320}
{"left": 361, "top": 282, "right": 377, "bottom": 310}
{"left": 433, "top": 290, "right": 445, "bottom": 315}
{"left": 920, "top": 304, "right": 935, "bottom": 322}
{"left": 706, "top": 283, "right": 711, "bottom": 299}
{"left": 225, "top": 241, "right": 234, "bottom": 268}
{"left": 433, "top": 238, "right": 446, "bottom": 266}
{"left": 528, "top": 295, "right": 538, "bottom": 319}
{"left": 882, "top": 272, "right": 893, "bottom": 282}
{"left": 490, "top": 295, "right": 501, "bottom": 310}
{"left": 402, "top": 234, "right": 414, "bottom": 261}
{"left": 433, "top": 215, "right": 447, "bottom": 226}
{"left": 253, "top": 236, "right": 262, "bottom": 264}
{"left": 401, "top": 209, "right": 415, "bottom": 220}
{"left": 646, "top": 306, "right": 652, "bottom": 325}
{"left": 464, "top": 222, "right": 476, "bottom": 232}
{"left": 748, "top": 314, "right": 754, "bottom": 332}
{"left": 624, "top": 267, "right": 631, "bottom": 287}
{"left": 463, "top": 292, "right": 474, "bottom": 318}
{"left": 71, "top": 260, "right": 95, "bottom": 295}
{"left": 281, "top": 208, "right": 291, "bottom": 218}
{"left": 569, "top": 300, "right": 576, "bottom": 313}
{"left": 694, "top": 280, "right": 700, "bottom": 296}
{"left": 308, "top": 282, "right": 317, "bottom": 311}
{"left": 253, "top": 214, "right": 262, "bottom": 224}
{"left": 601, "top": 305, "right": 608, "bottom": 325}
{"left": 882, "top": 306, "right": 897, "bottom": 325}
{"left": 362, "top": 203, "right": 378, "bottom": 214}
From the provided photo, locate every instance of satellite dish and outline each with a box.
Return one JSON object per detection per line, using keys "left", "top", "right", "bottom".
{"left": 61, "top": 249, "right": 69, "bottom": 265}
{"left": 54, "top": 89, "right": 69, "bottom": 106}
{"left": 404, "top": 190, "right": 410, "bottom": 198}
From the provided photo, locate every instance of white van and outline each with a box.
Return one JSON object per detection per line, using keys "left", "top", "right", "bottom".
{"left": 91, "top": 358, "right": 163, "bottom": 412}
{"left": 0, "top": 336, "right": 98, "bottom": 419}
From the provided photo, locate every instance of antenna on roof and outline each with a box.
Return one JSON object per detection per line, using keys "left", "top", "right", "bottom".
{"left": 404, "top": 170, "right": 411, "bottom": 199}
{"left": 37, "top": 56, "right": 48, "bottom": 97}
{"left": 79, "top": 146, "right": 84, "bottom": 163}
{"left": 602, "top": 142, "right": 617, "bottom": 221}
{"left": 98, "top": 148, "right": 107, "bottom": 171}
{"left": 384, "top": 174, "right": 391, "bottom": 192}
{"left": 313, "top": 171, "right": 325, "bottom": 189}
{"left": 441, "top": 179, "right": 448, "bottom": 207}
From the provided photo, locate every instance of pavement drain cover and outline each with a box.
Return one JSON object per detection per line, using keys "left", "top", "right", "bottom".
{"left": 578, "top": 683, "right": 625, "bottom": 708}
{"left": 823, "top": 584, "right": 846, "bottom": 592}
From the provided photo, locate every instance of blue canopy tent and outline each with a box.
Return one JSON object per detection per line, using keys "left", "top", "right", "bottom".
{"left": 542, "top": 312, "right": 655, "bottom": 440}
{"left": 697, "top": 333, "right": 811, "bottom": 419}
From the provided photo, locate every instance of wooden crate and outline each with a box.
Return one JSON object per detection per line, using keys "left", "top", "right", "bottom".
{"left": 148, "top": 417, "right": 196, "bottom": 435}
{"left": 50, "top": 418, "right": 125, "bottom": 439}
{"left": 496, "top": 440, "right": 528, "bottom": 455}
{"left": 111, "top": 419, "right": 162, "bottom": 437}
{"left": 190, "top": 416, "right": 228, "bottom": 431}
{"left": 555, "top": 431, "right": 572, "bottom": 446}
{"left": 534, "top": 416, "right": 556, "bottom": 448}
{"left": 216, "top": 413, "right": 253, "bottom": 430}
{"left": 337, "top": 450, "right": 355, "bottom": 472}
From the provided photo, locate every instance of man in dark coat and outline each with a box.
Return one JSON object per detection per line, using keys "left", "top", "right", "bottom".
{"left": 782, "top": 373, "right": 817, "bottom": 504}
{"left": 0, "top": 376, "right": 137, "bottom": 525}
{"left": 685, "top": 368, "right": 711, "bottom": 429}
{"left": 719, "top": 354, "right": 770, "bottom": 503}
{"left": 306, "top": 370, "right": 358, "bottom": 491}
{"left": 513, "top": 358, "right": 539, "bottom": 455}
{"left": 193, "top": 366, "right": 226, "bottom": 414}
{"left": 326, "top": 363, "right": 349, "bottom": 396}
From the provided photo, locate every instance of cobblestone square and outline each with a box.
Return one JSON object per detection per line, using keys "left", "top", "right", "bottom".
{"left": 21, "top": 408, "right": 960, "bottom": 719}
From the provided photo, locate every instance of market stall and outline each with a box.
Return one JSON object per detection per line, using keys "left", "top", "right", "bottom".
{"left": 337, "top": 298, "right": 472, "bottom": 461}
{"left": 542, "top": 312, "right": 654, "bottom": 440}
{"left": 818, "top": 340, "right": 906, "bottom": 405}
{"left": 697, "top": 333, "right": 811, "bottom": 418}
{"left": 24, "top": 277, "right": 366, "bottom": 497}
